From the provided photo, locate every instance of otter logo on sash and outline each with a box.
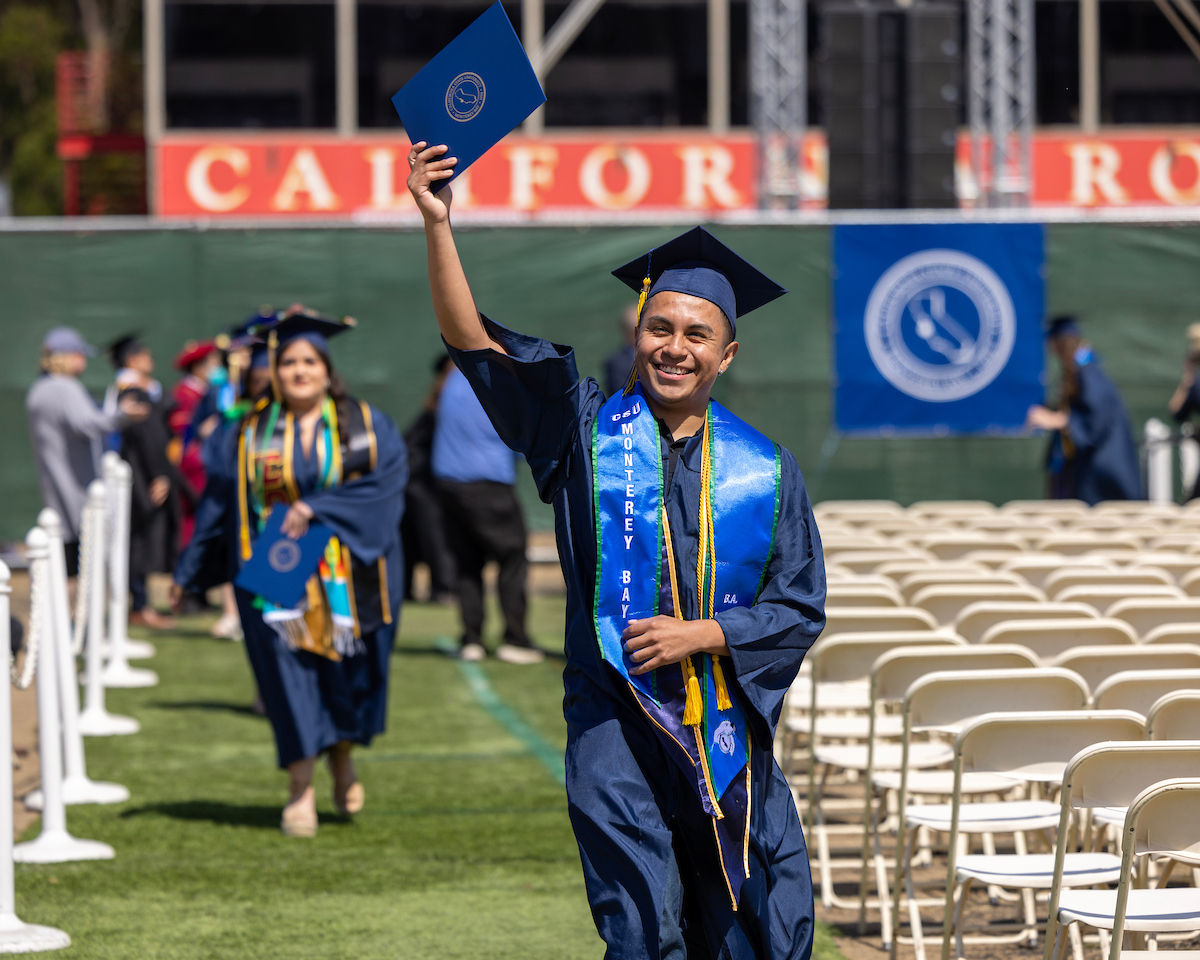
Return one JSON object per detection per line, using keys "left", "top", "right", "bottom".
{"left": 268, "top": 539, "right": 302, "bottom": 574}
{"left": 446, "top": 73, "right": 486, "bottom": 121}
{"left": 713, "top": 720, "right": 737, "bottom": 757}
{"left": 834, "top": 222, "right": 1045, "bottom": 434}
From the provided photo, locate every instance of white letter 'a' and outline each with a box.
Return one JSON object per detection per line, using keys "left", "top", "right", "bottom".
{"left": 272, "top": 148, "right": 341, "bottom": 212}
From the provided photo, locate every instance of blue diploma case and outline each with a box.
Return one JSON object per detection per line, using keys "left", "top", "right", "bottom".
{"left": 391, "top": 1, "right": 546, "bottom": 192}
{"left": 235, "top": 509, "right": 334, "bottom": 609}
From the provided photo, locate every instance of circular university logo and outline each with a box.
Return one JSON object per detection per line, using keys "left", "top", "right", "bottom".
{"left": 445, "top": 73, "right": 486, "bottom": 122}
{"left": 268, "top": 539, "right": 302, "bottom": 574}
{"left": 863, "top": 249, "right": 1016, "bottom": 402}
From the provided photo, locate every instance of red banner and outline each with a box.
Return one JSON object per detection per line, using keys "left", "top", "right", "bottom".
{"left": 155, "top": 128, "right": 1200, "bottom": 216}
{"left": 156, "top": 133, "right": 759, "bottom": 217}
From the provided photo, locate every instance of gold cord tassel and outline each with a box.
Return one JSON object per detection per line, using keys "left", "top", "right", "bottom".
{"left": 623, "top": 275, "right": 652, "bottom": 397}
{"left": 682, "top": 655, "right": 703, "bottom": 726}
{"left": 268, "top": 329, "right": 282, "bottom": 403}
{"left": 712, "top": 655, "right": 732, "bottom": 710}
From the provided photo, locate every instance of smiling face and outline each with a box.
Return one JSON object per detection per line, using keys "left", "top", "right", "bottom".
{"left": 633, "top": 291, "right": 738, "bottom": 418}
{"left": 277, "top": 338, "right": 330, "bottom": 409}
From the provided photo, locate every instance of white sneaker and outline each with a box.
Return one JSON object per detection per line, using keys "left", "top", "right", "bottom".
{"left": 211, "top": 614, "right": 244, "bottom": 642}
{"left": 460, "top": 642, "right": 486, "bottom": 662}
{"left": 495, "top": 643, "right": 545, "bottom": 665}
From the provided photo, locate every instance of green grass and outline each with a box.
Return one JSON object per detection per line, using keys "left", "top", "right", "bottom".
{"left": 15, "top": 596, "right": 844, "bottom": 959}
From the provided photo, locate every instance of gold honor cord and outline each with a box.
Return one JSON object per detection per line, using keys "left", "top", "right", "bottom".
{"left": 696, "top": 414, "right": 733, "bottom": 712}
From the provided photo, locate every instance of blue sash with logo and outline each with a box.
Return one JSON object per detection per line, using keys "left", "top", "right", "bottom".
{"left": 591, "top": 383, "right": 781, "bottom": 906}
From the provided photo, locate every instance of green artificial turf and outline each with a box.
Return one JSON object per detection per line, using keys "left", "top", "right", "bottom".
{"left": 15, "top": 596, "right": 844, "bottom": 960}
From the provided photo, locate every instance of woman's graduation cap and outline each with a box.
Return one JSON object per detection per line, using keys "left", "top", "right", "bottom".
{"left": 247, "top": 305, "right": 356, "bottom": 401}
{"left": 611, "top": 226, "right": 788, "bottom": 336}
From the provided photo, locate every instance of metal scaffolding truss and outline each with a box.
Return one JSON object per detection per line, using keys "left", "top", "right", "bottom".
{"left": 750, "top": 0, "right": 807, "bottom": 208}
{"left": 967, "top": 0, "right": 1034, "bottom": 206}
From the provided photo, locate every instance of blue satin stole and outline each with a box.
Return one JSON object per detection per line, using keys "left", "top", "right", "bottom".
{"left": 591, "top": 383, "right": 781, "bottom": 904}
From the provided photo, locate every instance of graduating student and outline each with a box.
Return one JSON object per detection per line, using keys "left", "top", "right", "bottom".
{"left": 407, "top": 144, "right": 826, "bottom": 960}
{"left": 1027, "top": 315, "right": 1142, "bottom": 504}
{"left": 173, "top": 309, "right": 408, "bottom": 837}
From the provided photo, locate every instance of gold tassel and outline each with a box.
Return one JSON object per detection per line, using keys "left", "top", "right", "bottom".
{"left": 682, "top": 655, "right": 703, "bottom": 726}
{"left": 623, "top": 275, "right": 653, "bottom": 397}
{"left": 268, "top": 329, "right": 281, "bottom": 402}
{"left": 712, "top": 655, "right": 732, "bottom": 710}
{"left": 636, "top": 274, "right": 652, "bottom": 320}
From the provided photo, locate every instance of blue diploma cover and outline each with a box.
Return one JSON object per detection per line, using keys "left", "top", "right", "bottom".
{"left": 391, "top": 1, "right": 546, "bottom": 192}
{"left": 235, "top": 509, "right": 334, "bottom": 609}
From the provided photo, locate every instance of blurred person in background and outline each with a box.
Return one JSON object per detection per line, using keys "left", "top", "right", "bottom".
{"left": 169, "top": 340, "right": 223, "bottom": 618}
{"left": 401, "top": 354, "right": 456, "bottom": 603}
{"left": 1027, "top": 314, "right": 1142, "bottom": 503}
{"left": 433, "top": 363, "right": 540, "bottom": 664}
{"left": 173, "top": 310, "right": 408, "bottom": 837}
{"left": 1168, "top": 323, "right": 1200, "bottom": 501}
{"left": 26, "top": 327, "right": 147, "bottom": 574}
{"left": 603, "top": 303, "right": 639, "bottom": 397}
{"left": 110, "top": 335, "right": 191, "bottom": 629}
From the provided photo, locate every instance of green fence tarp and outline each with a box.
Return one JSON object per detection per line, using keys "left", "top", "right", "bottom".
{"left": 2, "top": 222, "right": 1199, "bottom": 541}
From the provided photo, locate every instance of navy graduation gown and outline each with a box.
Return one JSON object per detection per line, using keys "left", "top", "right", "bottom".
{"left": 1047, "top": 360, "right": 1142, "bottom": 504}
{"left": 447, "top": 319, "right": 826, "bottom": 960}
{"left": 175, "top": 403, "right": 408, "bottom": 768}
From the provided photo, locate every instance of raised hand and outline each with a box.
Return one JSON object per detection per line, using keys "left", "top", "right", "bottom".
{"left": 406, "top": 142, "right": 458, "bottom": 225}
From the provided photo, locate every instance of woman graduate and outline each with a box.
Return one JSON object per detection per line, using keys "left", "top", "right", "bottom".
{"left": 408, "top": 145, "right": 826, "bottom": 960}
{"left": 174, "top": 308, "right": 408, "bottom": 837}
{"left": 1026, "top": 315, "right": 1142, "bottom": 503}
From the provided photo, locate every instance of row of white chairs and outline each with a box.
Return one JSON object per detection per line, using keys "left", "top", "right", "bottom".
{"left": 781, "top": 638, "right": 1200, "bottom": 957}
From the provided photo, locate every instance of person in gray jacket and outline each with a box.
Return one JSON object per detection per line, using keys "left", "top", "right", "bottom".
{"left": 25, "top": 327, "right": 147, "bottom": 573}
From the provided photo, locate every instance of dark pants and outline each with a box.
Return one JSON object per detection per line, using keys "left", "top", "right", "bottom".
{"left": 131, "top": 575, "right": 147, "bottom": 612}
{"left": 436, "top": 479, "right": 530, "bottom": 649}
{"left": 401, "top": 479, "right": 457, "bottom": 599}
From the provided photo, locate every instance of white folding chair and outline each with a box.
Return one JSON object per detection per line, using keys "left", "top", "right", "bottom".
{"left": 1001, "top": 556, "right": 1111, "bottom": 592}
{"left": 1053, "top": 646, "right": 1200, "bottom": 694}
{"left": 921, "top": 537, "right": 1024, "bottom": 562}
{"left": 822, "top": 607, "right": 941, "bottom": 638}
{"left": 900, "top": 571, "right": 1026, "bottom": 603}
{"left": 913, "top": 585, "right": 1047, "bottom": 627}
{"left": 886, "top": 668, "right": 1091, "bottom": 959}
{"left": 1044, "top": 568, "right": 1174, "bottom": 598}
{"left": 979, "top": 619, "right": 1137, "bottom": 663}
{"left": 1142, "top": 623, "right": 1200, "bottom": 645}
{"left": 956, "top": 603, "right": 1099, "bottom": 644}
{"left": 828, "top": 582, "right": 906, "bottom": 607}
{"left": 1048, "top": 775, "right": 1200, "bottom": 960}
{"left": 853, "top": 646, "right": 1041, "bottom": 938}
{"left": 1108, "top": 598, "right": 1200, "bottom": 639}
{"left": 1055, "top": 585, "right": 1186, "bottom": 615}
{"left": 1093, "top": 669, "right": 1200, "bottom": 715}
{"left": 1035, "top": 536, "right": 1143, "bottom": 557}
{"left": 1146, "top": 690, "right": 1200, "bottom": 740}
{"left": 939, "top": 711, "right": 1147, "bottom": 960}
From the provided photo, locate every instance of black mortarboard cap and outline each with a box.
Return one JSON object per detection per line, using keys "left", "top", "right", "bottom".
{"left": 248, "top": 304, "right": 356, "bottom": 353}
{"left": 109, "top": 333, "right": 148, "bottom": 369}
{"left": 611, "top": 226, "right": 787, "bottom": 334}
{"left": 1044, "top": 314, "right": 1081, "bottom": 339}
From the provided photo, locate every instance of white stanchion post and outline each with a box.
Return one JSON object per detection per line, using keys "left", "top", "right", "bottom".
{"left": 1145, "top": 418, "right": 1173, "bottom": 504}
{"left": 0, "top": 559, "right": 72, "bottom": 952}
{"left": 1181, "top": 433, "right": 1199, "bottom": 501}
{"left": 78, "top": 483, "right": 138, "bottom": 737}
{"left": 100, "top": 458, "right": 157, "bottom": 688}
{"left": 23, "top": 511, "right": 128, "bottom": 810}
{"left": 99, "top": 454, "right": 156, "bottom": 663}
{"left": 13, "top": 529, "right": 113, "bottom": 864}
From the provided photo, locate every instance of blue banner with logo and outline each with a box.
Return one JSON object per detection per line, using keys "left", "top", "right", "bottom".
{"left": 833, "top": 223, "right": 1045, "bottom": 435}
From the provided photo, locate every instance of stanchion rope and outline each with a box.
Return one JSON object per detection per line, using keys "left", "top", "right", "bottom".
{"left": 71, "top": 503, "right": 97, "bottom": 657}
{"left": 11, "top": 550, "right": 42, "bottom": 689}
